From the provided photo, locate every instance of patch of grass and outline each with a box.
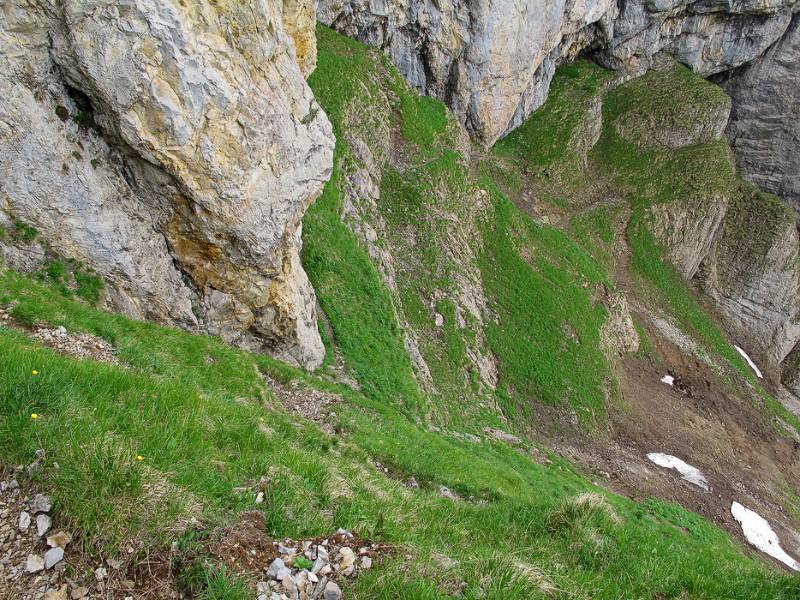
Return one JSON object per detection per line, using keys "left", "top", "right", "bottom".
{"left": 478, "top": 177, "right": 611, "bottom": 422}
{"left": 568, "top": 204, "right": 621, "bottom": 272}
{"left": 44, "top": 260, "right": 67, "bottom": 282}
{"left": 12, "top": 218, "right": 38, "bottom": 242}
{"left": 494, "top": 60, "right": 613, "bottom": 179}
{"left": 198, "top": 566, "right": 249, "bottom": 600}
{"left": 33, "top": 259, "right": 105, "bottom": 305}
{"left": 397, "top": 93, "right": 449, "bottom": 149}
{"left": 301, "top": 152, "right": 423, "bottom": 411}
{"left": 74, "top": 270, "right": 104, "bottom": 304}
{"left": 632, "top": 318, "right": 656, "bottom": 360}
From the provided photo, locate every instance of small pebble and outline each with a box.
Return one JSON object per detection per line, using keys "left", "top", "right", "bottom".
{"left": 31, "top": 494, "right": 53, "bottom": 514}
{"left": 44, "top": 547, "right": 64, "bottom": 569}
{"left": 323, "top": 581, "right": 342, "bottom": 600}
{"left": 25, "top": 554, "right": 45, "bottom": 573}
{"left": 36, "top": 513, "right": 52, "bottom": 537}
{"left": 266, "top": 557, "right": 285, "bottom": 579}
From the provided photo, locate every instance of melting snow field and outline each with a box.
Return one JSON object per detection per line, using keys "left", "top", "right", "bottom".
{"left": 660, "top": 374, "right": 675, "bottom": 386}
{"left": 647, "top": 453, "right": 709, "bottom": 490}
{"left": 734, "top": 345, "right": 763, "bottom": 379}
{"left": 731, "top": 502, "right": 800, "bottom": 571}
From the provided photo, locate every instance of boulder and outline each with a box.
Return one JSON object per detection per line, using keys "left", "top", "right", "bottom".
{"left": 0, "top": 0, "right": 334, "bottom": 368}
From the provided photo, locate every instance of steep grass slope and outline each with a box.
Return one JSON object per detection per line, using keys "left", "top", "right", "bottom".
{"left": 1, "top": 25, "right": 799, "bottom": 600}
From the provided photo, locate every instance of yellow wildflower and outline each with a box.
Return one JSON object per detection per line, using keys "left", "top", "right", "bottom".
{"left": 30, "top": 413, "right": 38, "bottom": 420}
{"left": 31, "top": 370, "right": 39, "bottom": 376}
{"left": 136, "top": 455, "right": 144, "bottom": 461}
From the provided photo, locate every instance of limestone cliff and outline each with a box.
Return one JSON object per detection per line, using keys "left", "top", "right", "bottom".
{"left": 717, "top": 15, "right": 800, "bottom": 212}
{"left": 602, "top": 61, "right": 800, "bottom": 366}
{"left": 318, "top": 0, "right": 798, "bottom": 147}
{"left": 0, "top": 0, "right": 334, "bottom": 368}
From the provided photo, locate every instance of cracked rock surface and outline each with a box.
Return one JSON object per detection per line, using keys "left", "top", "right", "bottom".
{"left": 0, "top": 0, "right": 333, "bottom": 369}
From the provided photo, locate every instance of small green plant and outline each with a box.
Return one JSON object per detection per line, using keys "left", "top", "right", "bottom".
{"left": 72, "top": 110, "right": 92, "bottom": 127}
{"left": 75, "top": 271, "right": 104, "bottom": 304}
{"left": 301, "top": 105, "right": 319, "bottom": 125}
{"left": 44, "top": 261, "right": 67, "bottom": 282}
{"left": 197, "top": 566, "right": 248, "bottom": 600}
{"left": 13, "top": 219, "right": 38, "bottom": 242}
{"left": 293, "top": 556, "right": 313, "bottom": 570}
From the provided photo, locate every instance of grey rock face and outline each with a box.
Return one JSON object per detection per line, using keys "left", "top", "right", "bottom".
{"left": 697, "top": 187, "right": 800, "bottom": 364}
{"left": 319, "top": 0, "right": 797, "bottom": 145}
{"left": 718, "top": 15, "right": 800, "bottom": 210}
{"left": 602, "top": 0, "right": 796, "bottom": 77}
{"left": 0, "top": 0, "right": 334, "bottom": 368}
{"left": 320, "top": 0, "right": 616, "bottom": 145}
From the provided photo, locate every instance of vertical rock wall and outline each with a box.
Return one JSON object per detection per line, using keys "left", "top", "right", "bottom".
{"left": 319, "top": 0, "right": 797, "bottom": 147}
{"left": 717, "top": 15, "right": 800, "bottom": 212}
{"left": 0, "top": 0, "right": 334, "bottom": 368}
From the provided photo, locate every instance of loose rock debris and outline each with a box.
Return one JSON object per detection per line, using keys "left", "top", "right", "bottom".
{"left": 0, "top": 306, "right": 120, "bottom": 366}
{"left": 0, "top": 475, "right": 78, "bottom": 600}
{"left": 212, "top": 511, "right": 392, "bottom": 599}
{"left": 257, "top": 529, "right": 391, "bottom": 600}
{"left": 32, "top": 325, "right": 119, "bottom": 365}
{"left": 264, "top": 374, "right": 341, "bottom": 434}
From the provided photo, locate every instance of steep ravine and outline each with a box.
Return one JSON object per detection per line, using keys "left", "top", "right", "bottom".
{"left": 0, "top": 19, "right": 800, "bottom": 599}
{"left": 303, "top": 26, "right": 800, "bottom": 578}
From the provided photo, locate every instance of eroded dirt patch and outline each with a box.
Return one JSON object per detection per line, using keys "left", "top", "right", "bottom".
{"left": 546, "top": 330, "right": 800, "bottom": 571}
{"left": 264, "top": 374, "right": 342, "bottom": 434}
{"left": 0, "top": 305, "right": 120, "bottom": 366}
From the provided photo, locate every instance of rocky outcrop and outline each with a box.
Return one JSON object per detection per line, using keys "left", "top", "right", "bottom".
{"left": 284, "top": 0, "right": 320, "bottom": 76}
{"left": 0, "top": 0, "right": 334, "bottom": 368}
{"left": 319, "top": 0, "right": 616, "bottom": 145}
{"left": 697, "top": 186, "right": 800, "bottom": 364}
{"left": 717, "top": 15, "right": 800, "bottom": 211}
{"left": 319, "top": 0, "right": 798, "bottom": 145}
{"left": 603, "top": 62, "right": 800, "bottom": 366}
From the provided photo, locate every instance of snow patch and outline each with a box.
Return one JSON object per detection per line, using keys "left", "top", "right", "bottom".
{"left": 660, "top": 374, "right": 674, "bottom": 386}
{"left": 731, "top": 502, "right": 799, "bottom": 571}
{"left": 734, "top": 345, "right": 763, "bottom": 379}
{"left": 647, "top": 453, "right": 709, "bottom": 490}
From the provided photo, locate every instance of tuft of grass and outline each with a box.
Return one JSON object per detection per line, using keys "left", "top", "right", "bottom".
{"left": 74, "top": 270, "right": 104, "bottom": 304}
{"left": 546, "top": 492, "right": 622, "bottom": 533}
{"left": 12, "top": 218, "right": 38, "bottom": 242}
{"left": 198, "top": 566, "right": 249, "bottom": 600}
